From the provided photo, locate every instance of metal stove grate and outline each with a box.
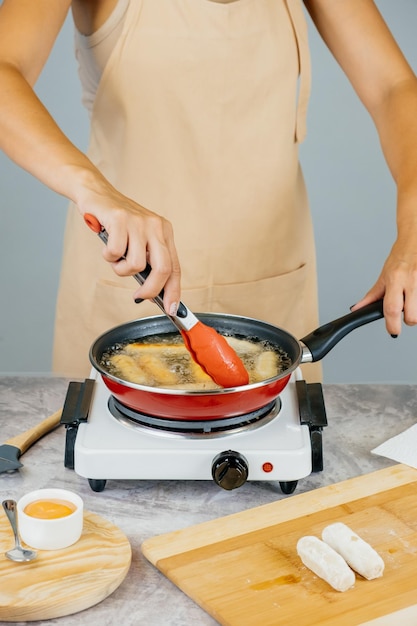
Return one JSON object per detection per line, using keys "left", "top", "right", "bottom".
{"left": 108, "top": 396, "right": 282, "bottom": 438}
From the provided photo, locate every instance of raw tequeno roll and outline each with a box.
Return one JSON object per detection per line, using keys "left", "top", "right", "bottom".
{"left": 322, "top": 522, "right": 384, "bottom": 580}
{"left": 296, "top": 535, "right": 355, "bottom": 592}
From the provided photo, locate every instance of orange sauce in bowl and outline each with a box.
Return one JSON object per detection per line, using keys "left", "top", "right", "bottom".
{"left": 24, "top": 499, "right": 76, "bottom": 519}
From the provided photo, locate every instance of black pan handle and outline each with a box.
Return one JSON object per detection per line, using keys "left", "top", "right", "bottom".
{"left": 300, "top": 300, "right": 384, "bottom": 363}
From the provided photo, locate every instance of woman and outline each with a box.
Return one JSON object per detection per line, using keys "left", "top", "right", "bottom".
{"left": 0, "top": 0, "right": 416, "bottom": 379}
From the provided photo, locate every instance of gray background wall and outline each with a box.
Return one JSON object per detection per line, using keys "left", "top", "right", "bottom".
{"left": 0, "top": 1, "right": 416, "bottom": 382}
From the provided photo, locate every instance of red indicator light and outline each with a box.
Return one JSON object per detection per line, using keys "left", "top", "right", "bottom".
{"left": 262, "top": 462, "right": 274, "bottom": 473}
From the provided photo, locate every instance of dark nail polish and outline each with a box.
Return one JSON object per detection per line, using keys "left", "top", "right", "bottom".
{"left": 390, "top": 334, "right": 398, "bottom": 338}
{"left": 134, "top": 298, "right": 144, "bottom": 304}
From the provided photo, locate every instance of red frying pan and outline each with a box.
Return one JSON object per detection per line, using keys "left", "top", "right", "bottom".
{"left": 89, "top": 300, "right": 385, "bottom": 420}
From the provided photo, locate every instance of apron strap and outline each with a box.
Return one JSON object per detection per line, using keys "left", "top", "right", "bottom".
{"left": 284, "top": 0, "right": 312, "bottom": 143}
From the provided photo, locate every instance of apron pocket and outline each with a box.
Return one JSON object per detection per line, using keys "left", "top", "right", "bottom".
{"left": 90, "top": 279, "right": 164, "bottom": 336}
{"left": 210, "top": 264, "right": 310, "bottom": 337}
{"left": 90, "top": 262, "right": 314, "bottom": 341}
{"left": 181, "top": 263, "right": 315, "bottom": 339}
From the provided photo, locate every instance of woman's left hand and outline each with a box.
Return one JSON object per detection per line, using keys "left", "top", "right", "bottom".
{"left": 351, "top": 219, "right": 417, "bottom": 335}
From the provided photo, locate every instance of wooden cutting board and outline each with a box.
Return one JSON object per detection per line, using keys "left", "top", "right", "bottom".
{"left": 142, "top": 464, "right": 417, "bottom": 626}
{"left": 0, "top": 509, "right": 131, "bottom": 622}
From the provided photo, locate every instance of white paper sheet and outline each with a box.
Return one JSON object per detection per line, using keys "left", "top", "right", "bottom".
{"left": 371, "top": 423, "right": 417, "bottom": 469}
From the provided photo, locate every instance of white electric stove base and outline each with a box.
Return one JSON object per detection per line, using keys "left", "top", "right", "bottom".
{"left": 74, "top": 369, "right": 312, "bottom": 482}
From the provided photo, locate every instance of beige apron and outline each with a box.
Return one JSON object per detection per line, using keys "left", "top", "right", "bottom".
{"left": 54, "top": 0, "right": 321, "bottom": 381}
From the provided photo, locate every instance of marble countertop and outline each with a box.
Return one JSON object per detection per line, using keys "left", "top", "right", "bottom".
{"left": 0, "top": 376, "right": 416, "bottom": 625}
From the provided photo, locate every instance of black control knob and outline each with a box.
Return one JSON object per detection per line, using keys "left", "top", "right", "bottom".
{"left": 211, "top": 450, "right": 249, "bottom": 490}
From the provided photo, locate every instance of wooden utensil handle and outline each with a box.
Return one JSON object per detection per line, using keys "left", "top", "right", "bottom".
{"left": 5, "top": 409, "right": 62, "bottom": 454}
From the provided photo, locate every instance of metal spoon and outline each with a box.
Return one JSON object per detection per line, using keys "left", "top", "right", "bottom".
{"left": 2, "top": 499, "right": 37, "bottom": 562}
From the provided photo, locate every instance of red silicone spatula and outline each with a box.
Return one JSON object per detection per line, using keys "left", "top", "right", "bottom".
{"left": 84, "top": 214, "right": 249, "bottom": 388}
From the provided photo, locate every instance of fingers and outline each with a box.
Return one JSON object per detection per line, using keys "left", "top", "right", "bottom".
{"left": 131, "top": 218, "right": 181, "bottom": 315}
{"left": 161, "top": 222, "right": 182, "bottom": 315}
{"left": 100, "top": 208, "right": 146, "bottom": 271}
{"left": 85, "top": 198, "right": 182, "bottom": 313}
{"left": 404, "top": 283, "right": 417, "bottom": 326}
{"left": 386, "top": 236, "right": 417, "bottom": 329}
{"left": 352, "top": 292, "right": 402, "bottom": 336}
{"left": 381, "top": 264, "right": 417, "bottom": 332}
{"left": 381, "top": 288, "right": 405, "bottom": 336}
{"left": 352, "top": 260, "right": 417, "bottom": 336}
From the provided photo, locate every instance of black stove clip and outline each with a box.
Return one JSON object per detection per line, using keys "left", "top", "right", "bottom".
{"left": 296, "top": 380, "right": 328, "bottom": 473}
{"left": 60, "top": 378, "right": 95, "bottom": 469}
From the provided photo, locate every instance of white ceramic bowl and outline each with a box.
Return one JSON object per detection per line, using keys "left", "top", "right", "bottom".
{"left": 17, "top": 488, "right": 84, "bottom": 550}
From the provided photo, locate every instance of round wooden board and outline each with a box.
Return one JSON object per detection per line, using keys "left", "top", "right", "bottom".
{"left": 0, "top": 509, "right": 132, "bottom": 622}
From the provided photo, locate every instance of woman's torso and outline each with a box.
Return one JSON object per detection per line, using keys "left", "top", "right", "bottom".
{"left": 54, "top": 0, "right": 320, "bottom": 381}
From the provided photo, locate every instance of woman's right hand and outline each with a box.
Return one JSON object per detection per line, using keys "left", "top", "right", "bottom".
{"left": 76, "top": 172, "right": 182, "bottom": 316}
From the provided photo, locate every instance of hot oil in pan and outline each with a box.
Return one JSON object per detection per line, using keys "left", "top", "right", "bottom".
{"left": 99, "top": 333, "right": 292, "bottom": 389}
